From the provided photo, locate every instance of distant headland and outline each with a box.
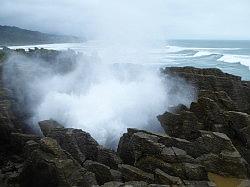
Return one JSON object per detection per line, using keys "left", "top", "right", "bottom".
{"left": 0, "top": 25, "right": 83, "bottom": 46}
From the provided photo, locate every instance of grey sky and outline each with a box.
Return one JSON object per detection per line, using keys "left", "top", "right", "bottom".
{"left": 0, "top": 0, "right": 249, "bottom": 40}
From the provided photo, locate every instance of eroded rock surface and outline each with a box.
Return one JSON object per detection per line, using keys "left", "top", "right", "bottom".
{"left": 1, "top": 51, "right": 250, "bottom": 187}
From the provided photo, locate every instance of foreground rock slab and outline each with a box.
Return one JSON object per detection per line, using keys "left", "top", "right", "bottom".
{"left": 20, "top": 137, "right": 97, "bottom": 187}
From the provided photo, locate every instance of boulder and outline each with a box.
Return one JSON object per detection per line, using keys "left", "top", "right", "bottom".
{"left": 0, "top": 161, "right": 23, "bottom": 187}
{"left": 158, "top": 135, "right": 200, "bottom": 158}
{"left": 97, "top": 146, "right": 122, "bottom": 169}
{"left": 162, "top": 66, "right": 250, "bottom": 114}
{"left": 154, "top": 169, "right": 182, "bottom": 185}
{"left": 168, "top": 104, "right": 188, "bottom": 114}
{"left": 190, "top": 97, "right": 225, "bottom": 129}
{"left": 160, "top": 147, "right": 196, "bottom": 163}
{"left": 135, "top": 156, "right": 173, "bottom": 174}
{"left": 19, "top": 137, "right": 98, "bottom": 187}
{"left": 110, "top": 169, "right": 123, "bottom": 182}
{"left": 170, "top": 163, "right": 207, "bottom": 181}
{"left": 194, "top": 131, "right": 236, "bottom": 155}
{"left": 158, "top": 111, "right": 202, "bottom": 140}
{"left": 118, "top": 128, "right": 249, "bottom": 179}
{"left": 23, "top": 140, "right": 40, "bottom": 158}
{"left": 38, "top": 120, "right": 64, "bottom": 136}
{"left": 117, "top": 131, "right": 135, "bottom": 165}
{"left": 39, "top": 120, "right": 99, "bottom": 164}
{"left": 126, "top": 131, "right": 195, "bottom": 164}
{"left": 135, "top": 156, "right": 207, "bottom": 181}
{"left": 197, "top": 152, "right": 248, "bottom": 178}
{"left": 117, "top": 128, "right": 155, "bottom": 165}
{"left": 198, "top": 90, "right": 236, "bottom": 111}
{"left": 83, "top": 160, "right": 113, "bottom": 185}
{"left": 224, "top": 111, "right": 250, "bottom": 130}
{"left": 129, "top": 132, "right": 164, "bottom": 161}
{"left": 118, "top": 164, "right": 154, "bottom": 183}
{"left": 10, "top": 133, "right": 40, "bottom": 153}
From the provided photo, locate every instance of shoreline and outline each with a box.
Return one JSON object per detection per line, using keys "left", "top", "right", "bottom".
{"left": 0, "top": 48, "right": 250, "bottom": 186}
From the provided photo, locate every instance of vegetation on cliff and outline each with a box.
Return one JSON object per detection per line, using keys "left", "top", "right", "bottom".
{"left": 0, "top": 25, "right": 82, "bottom": 46}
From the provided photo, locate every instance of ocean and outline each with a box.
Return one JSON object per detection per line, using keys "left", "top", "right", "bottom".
{"left": 6, "top": 40, "right": 250, "bottom": 80}
{"left": 162, "top": 40, "right": 250, "bottom": 80}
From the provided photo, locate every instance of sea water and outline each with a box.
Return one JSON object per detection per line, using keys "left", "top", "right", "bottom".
{"left": 7, "top": 40, "right": 250, "bottom": 80}
{"left": 163, "top": 40, "right": 250, "bottom": 80}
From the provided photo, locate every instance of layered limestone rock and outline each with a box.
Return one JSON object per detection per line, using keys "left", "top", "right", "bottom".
{"left": 1, "top": 51, "right": 250, "bottom": 187}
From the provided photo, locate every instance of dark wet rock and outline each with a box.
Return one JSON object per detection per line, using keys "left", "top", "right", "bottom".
{"left": 162, "top": 66, "right": 250, "bottom": 114}
{"left": 157, "top": 75, "right": 250, "bottom": 176}
{"left": 119, "top": 128, "right": 249, "bottom": 179}
{"left": 23, "top": 140, "right": 40, "bottom": 158}
{"left": 1, "top": 59, "right": 250, "bottom": 186}
{"left": 198, "top": 90, "right": 236, "bottom": 111}
{"left": 117, "top": 128, "right": 165, "bottom": 165}
{"left": 0, "top": 123, "right": 12, "bottom": 146}
{"left": 122, "top": 130, "right": 195, "bottom": 164}
{"left": 197, "top": 152, "right": 248, "bottom": 178}
{"left": 151, "top": 161, "right": 208, "bottom": 181}
{"left": 207, "top": 111, "right": 250, "bottom": 147}
{"left": 158, "top": 135, "right": 200, "bottom": 158}
{"left": 241, "top": 125, "right": 250, "bottom": 147}
{"left": 154, "top": 169, "right": 183, "bottom": 185}
{"left": 190, "top": 97, "right": 226, "bottom": 130}
{"left": 135, "top": 156, "right": 207, "bottom": 181}
{"left": 160, "top": 147, "right": 196, "bottom": 164}
{"left": 168, "top": 104, "right": 188, "bottom": 114}
{"left": 236, "top": 125, "right": 250, "bottom": 172}
{"left": 38, "top": 120, "right": 64, "bottom": 136}
{"left": 97, "top": 146, "right": 122, "bottom": 169}
{"left": 118, "top": 164, "right": 154, "bottom": 183}
{"left": 83, "top": 160, "right": 113, "bottom": 185}
{"left": 194, "top": 131, "right": 236, "bottom": 154}
{"left": 19, "top": 137, "right": 97, "bottom": 187}
{"left": 135, "top": 156, "right": 173, "bottom": 174}
{"left": 117, "top": 129, "right": 138, "bottom": 165}
{"left": 39, "top": 121, "right": 99, "bottom": 164}
{"left": 171, "top": 163, "right": 207, "bottom": 181}
{"left": 0, "top": 161, "right": 23, "bottom": 187}
{"left": 158, "top": 111, "right": 202, "bottom": 140}
{"left": 0, "top": 73, "right": 25, "bottom": 166}
{"left": 224, "top": 111, "right": 250, "bottom": 130}
{"left": 10, "top": 133, "right": 40, "bottom": 153}
{"left": 129, "top": 132, "right": 164, "bottom": 161}
{"left": 82, "top": 160, "right": 122, "bottom": 184}
{"left": 110, "top": 169, "right": 123, "bottom": 182}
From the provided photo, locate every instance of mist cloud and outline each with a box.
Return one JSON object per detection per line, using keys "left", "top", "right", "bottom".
{"left": 0, "top": 0, "right": 250, "bottom": 39}
{"left": 4, "top": 53, "right": 196, "bottom": 147}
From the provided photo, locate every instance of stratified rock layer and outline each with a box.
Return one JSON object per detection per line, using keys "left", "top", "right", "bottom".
{"left": 1, "top": 48, "right": 250, "bottom": 187}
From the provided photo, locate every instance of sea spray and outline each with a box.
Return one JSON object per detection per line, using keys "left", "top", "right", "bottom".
{"left": 3, "top": 51, "right": 196, "bottom": 147}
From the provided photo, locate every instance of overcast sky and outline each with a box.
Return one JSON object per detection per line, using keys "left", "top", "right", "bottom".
{"left": 0, "top": 0, "right": 250, "bottom": 40}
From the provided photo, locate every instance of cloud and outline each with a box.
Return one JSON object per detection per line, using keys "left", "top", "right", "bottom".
{"left": 0, "top": 0, "right": 249, "bottom": 39}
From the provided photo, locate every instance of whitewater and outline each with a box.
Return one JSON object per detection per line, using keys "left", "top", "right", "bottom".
{"left": 7, "top": 40, "right": 250, "bottom": 80}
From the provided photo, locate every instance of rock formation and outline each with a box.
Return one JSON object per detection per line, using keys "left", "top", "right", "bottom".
{"left": 1, "top": 49, "right": 250, "bottom": 186}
